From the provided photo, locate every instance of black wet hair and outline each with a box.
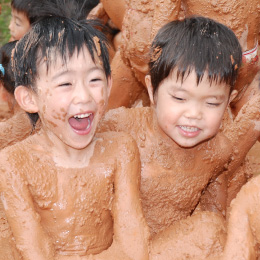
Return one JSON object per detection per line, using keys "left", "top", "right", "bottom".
{"left": 0, "top": 41, "right": 17, "bottom": 94}
{"left": 33, "top": 0, "right": 100, "bottom": 22}
{"left": 149, "top": 16, "right": 242, "bottom": 94}
{"left": 12, "top": 16, "right": 111, "bottom": 126}
{"left": 11, "top": 0, "right": 100, "bottom": 25}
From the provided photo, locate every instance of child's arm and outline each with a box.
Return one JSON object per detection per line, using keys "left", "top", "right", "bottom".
{"left": 222, "top": 176, "right": 260, "bottom": 260}
{"left": 111, "top": 132, "right": 150, "bottom": 260}
{"left": 224, "top": 87, "right": 260, "bottom": 175}
{"left": 79, "top": 132, "right": 150, "bottom": 260}
{"left": 200, "top": 90, "right": 260, "bottom": 215}
{"left": 0, "top": 156, "right": 55, "bottom": 260}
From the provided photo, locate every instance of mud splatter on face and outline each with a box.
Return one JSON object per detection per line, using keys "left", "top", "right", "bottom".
{"left": 93, "top": 36, "right": 101, "bottom": 57}
{"left": 60, "top": 107, "right": 66, "bottom": 122}
{"left": 47, "top": 119, "right": 58, "bottom": 128}
{"left": 151, "top": 47, "right": 162, "bottom": 62}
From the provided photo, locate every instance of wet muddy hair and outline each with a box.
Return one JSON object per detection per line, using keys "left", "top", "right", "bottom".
{"left": 0, "top": 40, "right": 17, "bottom": 94}
{"left": 12, "top": 16, "right": 111, "bottom": 126}
{"left": 11, "top": 0, "right": 40, "bottom": 24}
{"left": 32, "top": 0, "right": 100, "bottom": 21}
{"left": 149, "top": 16, "right": 242, "bottom": 94}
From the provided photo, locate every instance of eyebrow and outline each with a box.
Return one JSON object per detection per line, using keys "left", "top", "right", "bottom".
{"left": 51, "top": 66, "right": 104, "bottom": 81}
{"left": 171, "top": 87, "right": 226, "bottom": 100}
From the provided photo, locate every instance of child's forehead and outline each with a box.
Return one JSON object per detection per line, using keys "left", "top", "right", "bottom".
{"left": 11, "top": 7, "right": 28, "bottom": 19}
{"left": 166, "top": 69, "right": 229, "bottom": 90}
{"left": 36, "top": 46, "right": 102, "bottom": 75}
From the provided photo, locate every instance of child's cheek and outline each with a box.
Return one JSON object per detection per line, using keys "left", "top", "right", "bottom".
{"left": 42, "top": 104, "right": 47, "bottom": 114}
{"left": 60, "top": 107, "right": 67, "bottom": 122}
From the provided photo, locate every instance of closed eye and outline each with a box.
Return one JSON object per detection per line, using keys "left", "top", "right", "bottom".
{"left": 58, "top": 82, "right": 71, "bottom": 87}
{"left": 207, "top": 102, "right": 221, "bottom": 107}
{"left": 90, "top": 78, "right": 101, "bottom": 82}
{"left": 172, "top": 96, "right": 185, "bottom": 101}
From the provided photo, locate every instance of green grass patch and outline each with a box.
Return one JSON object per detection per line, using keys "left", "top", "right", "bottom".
{"left": 0, "top": 0, "right": 11, "bottom": 46}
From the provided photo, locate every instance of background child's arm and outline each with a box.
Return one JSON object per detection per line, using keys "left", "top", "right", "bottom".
{"left": 199, "top": 173, "right": 228, "bottom": 216}
{"left": 0, "top": 110, "right": 33, "bottom": 150}
{"left": 111, "top": 132, "right": 150, "bottom": 260}
{"left": 222, "top": 176, "right": 260, "bottom": 260}
{"left": 151, "top": 0, "right": 182, "bottom": 40}
{"left": 0, "top": 159, "right": 54, "bottom": 260}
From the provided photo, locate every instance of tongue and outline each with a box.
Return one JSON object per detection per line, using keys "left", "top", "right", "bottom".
{"left": 69, "top": 117, "right": 90, "bottom": 131}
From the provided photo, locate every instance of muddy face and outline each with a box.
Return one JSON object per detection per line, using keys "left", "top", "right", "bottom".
{"left": 32, "top": 46, "right": 111, "bottom": 151}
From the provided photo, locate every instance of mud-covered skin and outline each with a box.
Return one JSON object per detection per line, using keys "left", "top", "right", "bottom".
{"left": 0, "top": 131, "right": 149, "bottom": 260}
{"left": 120, "top": 0, "right": 181, "bottom": 86}
{"left": 100, "top": 107, "right": 231, "bottom": 236}
{"left": 99, "top": 91, "right": 260, "bottom": 237}
{"left": 150, "top": 211, "right": 226, "bottom": 260}
{"left": 0, "top": 109, "right": 34, "bottom": 150}
{"left": 221, "top": 175, "right": 260, "bottom": 259}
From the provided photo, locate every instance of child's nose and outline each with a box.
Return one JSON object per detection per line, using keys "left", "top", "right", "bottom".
{"left": 9, "top": 19, "right": 13, "bottom": 30}
{"left": 184, "top": 103, "right": 203, "bottom": 120}
{"left": 73, "top": 83, "right": 92, "bottom": 104}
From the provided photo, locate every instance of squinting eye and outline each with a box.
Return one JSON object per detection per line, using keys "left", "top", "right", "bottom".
{"left": 172, "top": 96, "right": 185, "bottom": 101}
{"left": 58, "top": 82, "right": 71, "bottom": 87}
{"left": 90, "top": 78, "right": 101, "bottom": 82}
{"left": 207, "top": 102, "right": 220, "bottom": 107}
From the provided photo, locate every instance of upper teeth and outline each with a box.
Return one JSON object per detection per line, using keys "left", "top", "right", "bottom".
{"left": 74, "top": 113, "right": 91, "bottom": 119}
{"left": 180, "top": 126, "right": 199, "bottom": 132}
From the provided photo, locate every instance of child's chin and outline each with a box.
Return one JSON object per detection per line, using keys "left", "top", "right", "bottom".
{"left": 175, "top": 139, "right": 201, "bottom": 148}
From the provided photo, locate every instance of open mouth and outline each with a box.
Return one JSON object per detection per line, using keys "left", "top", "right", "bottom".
{"left": 68, "top": 113, "right": 93, "bottom": 133}
{"left": 178, "top": 125, "right": 201, "bottom": 138}
{"left": 179, "top": 125, "right": 200, "bottom": 132}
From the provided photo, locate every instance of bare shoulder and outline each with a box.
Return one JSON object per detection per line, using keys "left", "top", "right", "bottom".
{"left": 96, "top": 130, "right": 138, "bottom": 151}
{"left": 95, "top": 131, "right": 140, "bottom": 166}
{"left": 0, "top": 135, "right": 37, "bottom": 175}
{"left": 98, "top": 107, "right": 150, "bottom": 134}
{"left": 98, "top": 107, "right": 131, "bottom": 132}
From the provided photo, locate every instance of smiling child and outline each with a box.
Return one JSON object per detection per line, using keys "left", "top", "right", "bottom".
{"left": 0, "top": 15, "right": 149, "bottom": 260}
{"left": 98, "top": 16, "right": 260, "bottom": 258}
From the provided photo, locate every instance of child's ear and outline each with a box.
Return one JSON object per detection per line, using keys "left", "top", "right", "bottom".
{"left": 229, "top": 89, "right": 238, "bottom": 104}
{"left": 145, "top": 75, "right": 155, "bottom": 105}
{"left": 14, "top": 86, "right": 39, "bottom": 113}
